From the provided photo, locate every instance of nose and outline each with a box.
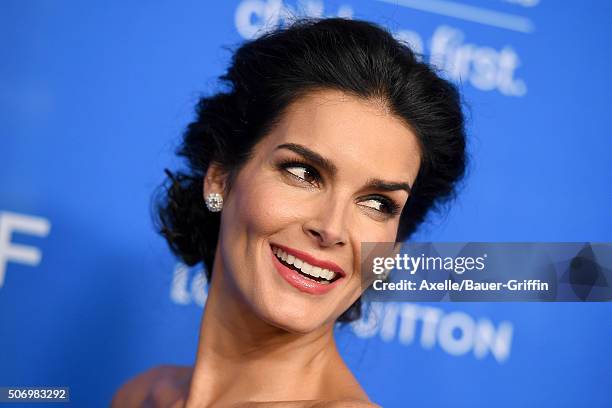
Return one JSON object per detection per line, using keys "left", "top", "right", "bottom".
{"left": 302, "top": 196, "right": 349, "bottom": 247}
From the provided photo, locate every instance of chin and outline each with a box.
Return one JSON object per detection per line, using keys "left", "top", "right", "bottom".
{"left": 254, "top": 295, "right": 337, "bottom": 334}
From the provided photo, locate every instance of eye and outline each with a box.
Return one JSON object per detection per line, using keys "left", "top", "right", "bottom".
{"left": 278, "top": 159, "right": 321, "bottom": 187}
{"left": 359, "top": 195, "right": 401, "bottom": 216}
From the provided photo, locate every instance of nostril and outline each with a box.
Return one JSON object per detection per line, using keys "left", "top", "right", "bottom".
{"left": 307, "top": 229, "right": 346, "bottom": 247}
{"left": 303, "top": 222, "right": 347, "bottom": 247}
{"left": 309, "top": 229, "right": 322, "bottom": 239}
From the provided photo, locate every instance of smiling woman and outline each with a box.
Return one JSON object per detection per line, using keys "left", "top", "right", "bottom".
{"left": 112, "top": 17, "right": 466, "bottom": 408}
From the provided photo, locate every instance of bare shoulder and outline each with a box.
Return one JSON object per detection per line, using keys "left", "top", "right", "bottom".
{"left": 314, "top": 400, "right": 381, "bottom": 408}
{"left": 111, "top": 365, "right": 192, "bottom": 408}
{"left": 234, "top": 399, "right": 380, "bottom": 408}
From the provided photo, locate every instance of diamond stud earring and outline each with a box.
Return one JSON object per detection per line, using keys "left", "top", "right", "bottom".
{"left": 205, "top": 192, "right": 223, "bottom": 212}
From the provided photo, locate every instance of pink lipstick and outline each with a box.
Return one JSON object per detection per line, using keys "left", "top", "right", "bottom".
{"left": 270, "top": 243, "right": 346, "bottom": 295}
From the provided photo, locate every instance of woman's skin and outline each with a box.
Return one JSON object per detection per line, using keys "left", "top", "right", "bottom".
{"left": 112, "top": 89, "right": 421, "bottom": 407}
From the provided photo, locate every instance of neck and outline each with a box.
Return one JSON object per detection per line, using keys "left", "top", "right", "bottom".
{"left": 184, "top": 261, "right": 342, "bottom": 407}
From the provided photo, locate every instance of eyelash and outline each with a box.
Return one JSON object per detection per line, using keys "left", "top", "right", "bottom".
{"left": 276, "top": 158, "right": 402, "bottom": 217}
{"left": 277, "top": 159, "right": 321, "bottom": 187}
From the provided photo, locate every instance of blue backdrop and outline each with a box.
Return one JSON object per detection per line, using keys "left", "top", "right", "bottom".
{"left": 2, "top": 1, "right": 611, "bottom": 407}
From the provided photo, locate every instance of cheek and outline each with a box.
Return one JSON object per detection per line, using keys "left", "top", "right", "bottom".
{"left": 350, "top": 212, "right": 401, "bottom": 243}
{"left": 223, "top": 166, "right": 401, "bottom": 264}
{"left": 225, "top": 173, "right": 304, "bottom": 242}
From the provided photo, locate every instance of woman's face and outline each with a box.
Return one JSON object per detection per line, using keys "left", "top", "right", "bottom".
{"left": 208, "top": 89, "right": 421, "bottom": 333}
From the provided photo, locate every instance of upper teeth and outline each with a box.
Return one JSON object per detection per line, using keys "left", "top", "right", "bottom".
{"left": 273, "top": 247, "right": 338, "bottom": 281}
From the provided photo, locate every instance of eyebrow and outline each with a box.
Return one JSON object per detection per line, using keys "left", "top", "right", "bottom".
{"left": 275, "top": 143, "right": 411, "bottom": 193}
{"left": 364, "top": 178, "right": 412, "bottom": 194}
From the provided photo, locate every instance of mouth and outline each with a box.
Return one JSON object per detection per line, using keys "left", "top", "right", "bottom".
{"left": 270, "top": 243, "right": 346, "bottom": 294}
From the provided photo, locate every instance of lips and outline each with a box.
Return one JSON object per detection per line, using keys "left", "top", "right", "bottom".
{"left": 270, "top": 243, "right": 346, "bottom": 295}
{"left": 271, "top": 243, "right": 346, "bottom": 277}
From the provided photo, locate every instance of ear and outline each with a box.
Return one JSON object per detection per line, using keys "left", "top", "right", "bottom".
{"left": 203, "top": 162, "right": 228, "bottom": 198}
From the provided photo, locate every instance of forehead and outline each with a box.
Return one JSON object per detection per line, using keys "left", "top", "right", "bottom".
{"left": 263, "top": 89, "right": 421, "bottom": 182}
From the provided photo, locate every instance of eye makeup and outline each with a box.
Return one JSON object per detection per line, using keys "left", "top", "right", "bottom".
{"left": 275, "top": 158, "right": 322, "bottom": 187}
{"left": 274, "top": 157, "right": 403, "bottom": 218}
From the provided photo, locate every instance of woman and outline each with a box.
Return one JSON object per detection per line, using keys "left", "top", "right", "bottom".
{"left": 112, "top": 17, "right": 466, "bottom": 407}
